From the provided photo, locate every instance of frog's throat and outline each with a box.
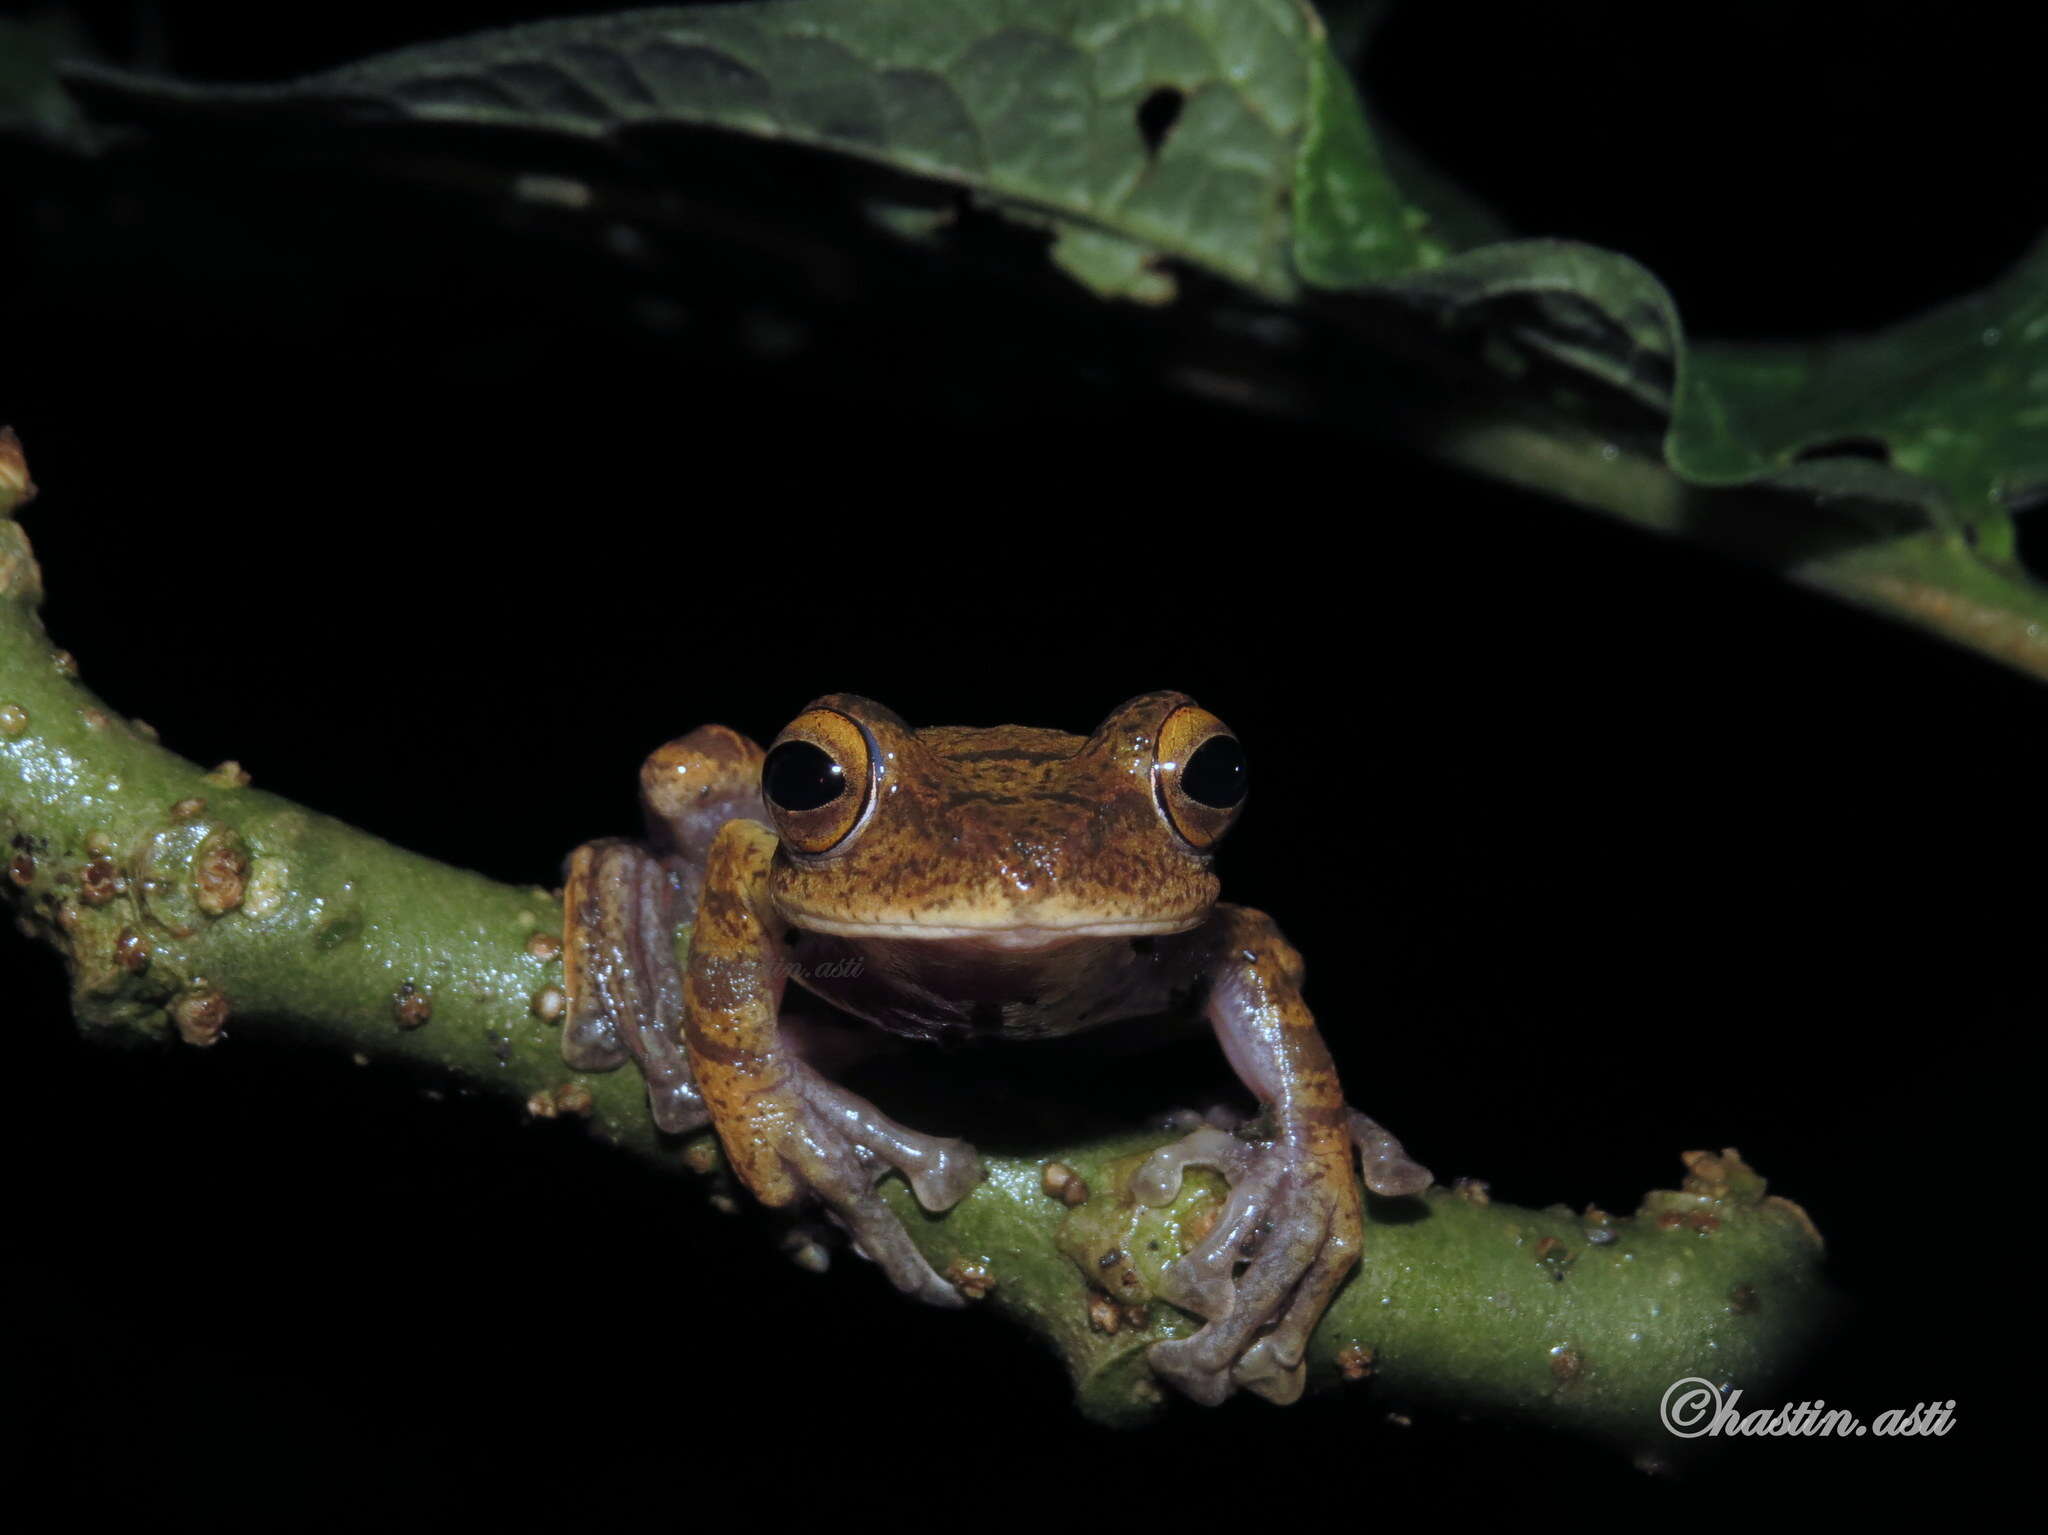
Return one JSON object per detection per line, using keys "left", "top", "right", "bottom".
{"left": 789, "top": 916, "right": 1199, "bottom": 952}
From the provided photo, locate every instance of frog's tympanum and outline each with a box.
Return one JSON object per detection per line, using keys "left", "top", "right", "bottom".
{"left": 561, "top": 693, "right": 1428, "bottom": 1405}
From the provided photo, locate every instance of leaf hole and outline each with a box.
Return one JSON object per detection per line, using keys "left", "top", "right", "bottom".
{"left": 1136, "top": 87, "right": 1184, "bottom": 156}
{"left": 1792, "top": 436, "right": 1891, "bottom": 465}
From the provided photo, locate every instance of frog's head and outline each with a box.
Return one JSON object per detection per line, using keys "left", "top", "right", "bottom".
{"left": 759, "top": 692, "right": 1246, "bottom": 950}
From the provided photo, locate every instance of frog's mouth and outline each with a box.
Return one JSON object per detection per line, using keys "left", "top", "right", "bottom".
{"left": 792, "top": 916, "right": 1201, "bottom": 951}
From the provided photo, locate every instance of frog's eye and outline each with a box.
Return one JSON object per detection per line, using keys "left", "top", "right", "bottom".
{"left": 763, "top": 709, "right": 874, "bottom": 854}
{"left": 1155, "top": 705, "right": 1246, "bottom": 849}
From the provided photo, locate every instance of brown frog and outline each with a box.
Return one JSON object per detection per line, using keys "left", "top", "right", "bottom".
{"left": 561, "top": 693, "right": 1428, "bottom": 1405}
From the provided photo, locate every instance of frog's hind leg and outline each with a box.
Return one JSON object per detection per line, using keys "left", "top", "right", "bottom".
{"left": 562, "top": 838, "right": 707, "bottom": 1132}
{"left": 558, "top": 726, "right": 767, "bottom": 1134}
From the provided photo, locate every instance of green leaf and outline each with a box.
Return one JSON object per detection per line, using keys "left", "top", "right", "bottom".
{"left": 1347, "top": 230, "right": 2047, "bottom": 549}
{"left": 1344, "top": 233, "right": 2048, "bottom": 675}
{"left": 1047, "top": 221, "right": 1178, "bottom": 303}
{"left": 67, "top": 0, "right": 1366, "bottom": 302}
{"left": 1367, "top": 238, "right": 1684, "bottom": 413}
{"left": 1674, "top": 241, "right": 2048, "bottom": 550}
{"left": 1288, "top": 12, "right": 1422, "bottom": 284}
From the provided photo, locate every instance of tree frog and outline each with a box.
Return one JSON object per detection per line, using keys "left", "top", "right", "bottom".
{"left": 560, "top": 693, "right": 1428, "bottom": 1405}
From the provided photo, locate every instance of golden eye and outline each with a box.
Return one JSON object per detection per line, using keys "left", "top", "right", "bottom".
{"left": 1155, "top": 705, "right": 1246, "bottom": 849}
{"left": 762, "top": 709, "right": 874, "bottom": 855}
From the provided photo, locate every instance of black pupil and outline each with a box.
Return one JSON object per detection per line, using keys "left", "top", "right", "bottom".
{"left": 1180, "top": 735, "right": 1247, "bottom": 809}
{"left": 763, "top": 741, "right": 847, "bottom": 812}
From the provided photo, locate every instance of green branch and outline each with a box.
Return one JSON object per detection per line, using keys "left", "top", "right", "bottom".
{"left": 1414, "top": 408, "right": 2048, "bottom": 684}
{"left": 1, "top": 433, "right": 1831, "bottom": 1454}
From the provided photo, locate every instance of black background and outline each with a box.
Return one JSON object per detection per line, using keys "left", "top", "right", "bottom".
{"left": 4, "top": 0, "right": 2033, "bottom": 1519}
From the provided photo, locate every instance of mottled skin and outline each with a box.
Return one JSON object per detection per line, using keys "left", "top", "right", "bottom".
{"left": 562, "top": 693, "right": 1429, "bottom": 1405}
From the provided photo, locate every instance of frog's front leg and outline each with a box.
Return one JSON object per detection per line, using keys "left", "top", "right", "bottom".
{"left": 560, "top": 725, "right": 766, "bottom": 1134}
{"left": 682, "top": 819, "right": 982, "bottom": 1307}
{"left": 1136, "top": 906, "right": 1431, "bottom": 1406}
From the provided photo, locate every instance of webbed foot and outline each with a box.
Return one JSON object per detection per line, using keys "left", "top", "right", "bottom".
{"left": 1132, "top": 1110, "right": 1430, "bottom": 1405}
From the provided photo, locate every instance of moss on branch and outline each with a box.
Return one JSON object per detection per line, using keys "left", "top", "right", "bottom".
{"left": 1, "top": 432, "right": 1832, "bottom": 1453}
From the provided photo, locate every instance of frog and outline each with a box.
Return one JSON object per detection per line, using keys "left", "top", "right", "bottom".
{"left": 560, "top": 692, "right": 1429, "bottom": 1406}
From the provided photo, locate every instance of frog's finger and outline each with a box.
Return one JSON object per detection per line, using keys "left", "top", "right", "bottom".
{"left": 826, "top": 1189, "right": 968, "bottom": 1310}
{"left": 1233, "top": 1230, "right": 1356, "bottom": 1404}
{"left": 560, "top": 838, "right": 639, "bottom": 1071}
{"left": 779, "top": 1065, "right": 979, "bottom": 1307}
{"left": 797, "top": 1069, "right": 983, "bottom": 1213}
{"left": 1130, "top": 1124, "right": 1253, "bottom": 1207}
{"left": 1351, "top": 1109, "right": 1432, "bottom": 1197}
{"left": 1153, "top": 1168, "right": 1273, "bottom": 1318}
{"left": 1201, "top": 1179, "right": 1331, "bottom": 1370}
{"left": 1147, "top": 1337, "right": 1235, "bottom": 1407}
{"left": 1234, "top": 1344, "right": 1308, "bottom": 1405}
